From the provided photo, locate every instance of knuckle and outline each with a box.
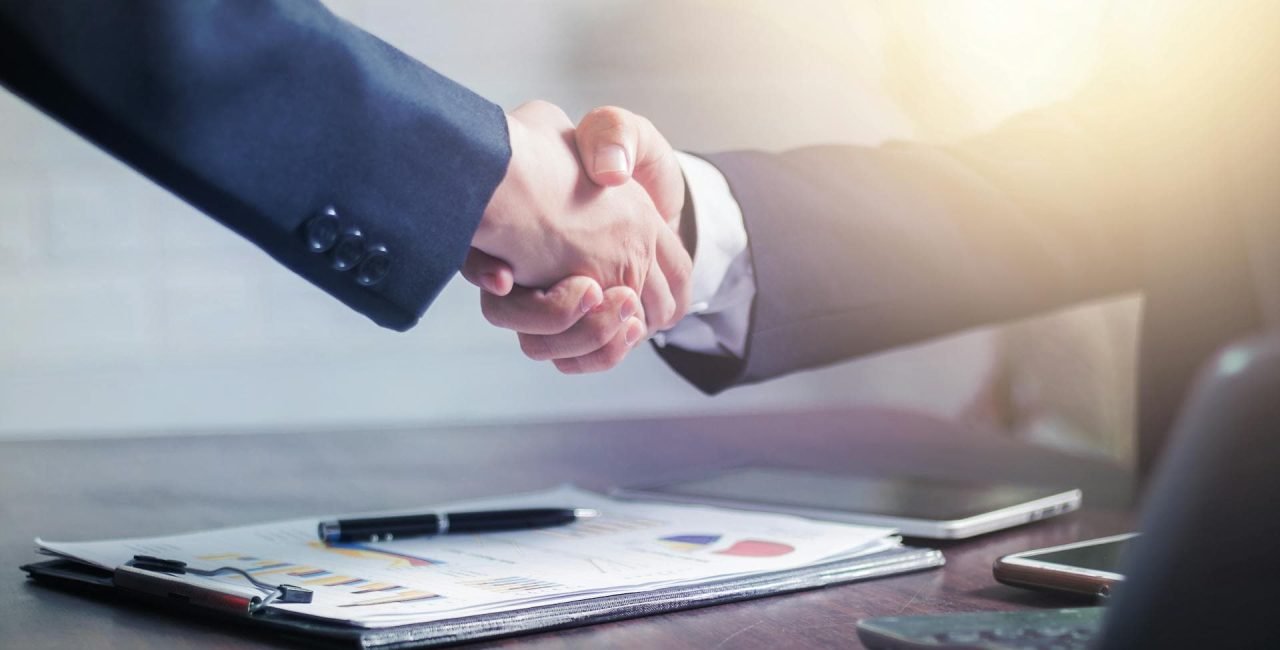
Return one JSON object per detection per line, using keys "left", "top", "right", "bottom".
{"left": 630, "top": 235, "right": 654, "bottom": 266}
{"left": 618, "top": 237, "right": 652, "bottom": 292}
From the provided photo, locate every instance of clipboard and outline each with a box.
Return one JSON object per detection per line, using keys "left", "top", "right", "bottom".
{"left": 23, "top": 545, "right": 944, "bottom": 648}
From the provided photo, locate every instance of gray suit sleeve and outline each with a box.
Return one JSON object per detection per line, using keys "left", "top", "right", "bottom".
{"left": 667, "top": 108, "right": 1142, "bottom": 394}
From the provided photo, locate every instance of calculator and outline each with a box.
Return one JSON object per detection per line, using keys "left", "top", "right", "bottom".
{"left": 856, "top": 607, "right": 1103, "bottom": 649}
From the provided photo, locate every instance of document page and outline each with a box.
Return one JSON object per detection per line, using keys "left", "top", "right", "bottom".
{"left": 38, "top": 486, "right": 897, "bottom": 628}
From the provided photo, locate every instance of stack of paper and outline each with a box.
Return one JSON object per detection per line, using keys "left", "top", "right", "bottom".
{"left": 37, "top": 486, "right": 901, "bottom": 628}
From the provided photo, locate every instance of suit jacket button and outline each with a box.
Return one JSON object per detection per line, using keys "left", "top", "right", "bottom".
{"left": 303, "top": 207, "right": 341, "bottom": 252}
{"left": 331, "top": 229, "right": 365, "bottom": 271}
{"left": 356, "top": 245, "right": 391, "bottom": 287}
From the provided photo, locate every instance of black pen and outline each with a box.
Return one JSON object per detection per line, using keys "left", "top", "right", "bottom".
{"left": 317, "top": 508, "right": 599, "bottom": 543}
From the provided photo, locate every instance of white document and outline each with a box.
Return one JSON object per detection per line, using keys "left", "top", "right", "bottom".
{"left": 38, "top": 486, "right": 897, "bottom": 628}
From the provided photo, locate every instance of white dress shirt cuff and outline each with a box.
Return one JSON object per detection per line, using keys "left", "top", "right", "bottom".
{"left": 654, "top": 152, "right": 755, "bottom": 359}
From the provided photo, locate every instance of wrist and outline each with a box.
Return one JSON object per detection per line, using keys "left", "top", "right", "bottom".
{"left": 476, "top": 114, "right": 531, "bottom": 252}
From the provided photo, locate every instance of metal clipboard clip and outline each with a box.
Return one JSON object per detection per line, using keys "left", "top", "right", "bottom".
{"left": 114, "top": 555, "right": 312, "bottom": 616}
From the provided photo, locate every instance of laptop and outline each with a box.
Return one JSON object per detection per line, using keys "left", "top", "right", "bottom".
{"left": 856, "top": 333, "right": 1280, "bottom": 649}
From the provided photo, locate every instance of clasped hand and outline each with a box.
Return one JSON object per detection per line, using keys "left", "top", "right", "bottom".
{"left": 464, "top": 101, "right": 687, "bottom": 373}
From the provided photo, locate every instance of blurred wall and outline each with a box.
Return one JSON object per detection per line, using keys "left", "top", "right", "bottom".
{"left": 1, "top": 1, "right": 1126, "bottom": 440}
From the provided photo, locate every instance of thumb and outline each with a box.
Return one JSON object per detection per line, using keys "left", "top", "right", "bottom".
{"left": 576, "top": 106, "right": 685, "bottom": 224}
{"left": 460, "top": 247, "right": 515, "bottom": 296}
{"left": 576, "top": 106, "right": 639, "bottom": 187}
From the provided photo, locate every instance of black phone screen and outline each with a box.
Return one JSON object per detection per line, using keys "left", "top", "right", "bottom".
{"left": 1026, "top": 537, "right": 1133, "bottom": 573}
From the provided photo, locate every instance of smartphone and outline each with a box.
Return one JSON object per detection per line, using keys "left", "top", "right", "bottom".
{"left": 994, "top": 532, "right": 1138, "bottom": 599}
{"left": 611, "top": 466, "right": 1081, "bottom": 539}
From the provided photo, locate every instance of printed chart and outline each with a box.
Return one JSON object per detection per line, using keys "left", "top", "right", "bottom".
{"left": 307, "top": 541, "right": 446, "bottom": 568}
{"left": 195, "top": 553, "right": 444, "bottom": 607}
{"left": 658, "top": 535, "right": 796, "bottom": 557}
{"left": 40, "top": 486, "right": 896, "bottom": 628}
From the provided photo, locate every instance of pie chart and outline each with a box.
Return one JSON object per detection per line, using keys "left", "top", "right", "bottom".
{"left": 712, "top": 539, "right": 795, "bottom": 557}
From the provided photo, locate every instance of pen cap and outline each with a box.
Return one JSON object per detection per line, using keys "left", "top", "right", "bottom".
{"left": 318, "top": 521, "right": 342, "bottom": 542}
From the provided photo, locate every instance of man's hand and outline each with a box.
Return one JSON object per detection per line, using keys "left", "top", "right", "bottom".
{"left": 575, "top": 106, "right": 686, "bottom": 229}
{"left": 470, "top": 101, "right": 688, "bottom": 328}
{"left": 464, "top": 105, "right": 688, "bottom": 373}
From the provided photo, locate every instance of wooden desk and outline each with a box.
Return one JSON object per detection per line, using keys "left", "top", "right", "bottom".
{"left": 0, "top": 409, "right": 1134, "bottom": 648}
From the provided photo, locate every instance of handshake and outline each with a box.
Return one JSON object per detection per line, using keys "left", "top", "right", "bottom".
{"left": 463, "top": 101, "right": 691, "bottom": 374}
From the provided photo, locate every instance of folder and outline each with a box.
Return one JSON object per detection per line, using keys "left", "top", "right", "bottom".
{"left": 21, "top": 487, "right": 943, "bottom": 648}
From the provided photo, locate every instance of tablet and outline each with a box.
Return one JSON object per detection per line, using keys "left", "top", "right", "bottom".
{"left": 612, "top": 466, "right": 1081, "bottom": 539}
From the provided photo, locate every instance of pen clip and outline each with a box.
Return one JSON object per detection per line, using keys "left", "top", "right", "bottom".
{"left": 121, "top": 554, "right": 313, "bottom": 613}
{"left": 114, "top": 563, "right": 261, "bottom": 616}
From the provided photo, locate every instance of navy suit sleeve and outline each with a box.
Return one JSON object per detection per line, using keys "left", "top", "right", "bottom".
{"left": 0, "top": 0, "right": 510, "bottom": 330}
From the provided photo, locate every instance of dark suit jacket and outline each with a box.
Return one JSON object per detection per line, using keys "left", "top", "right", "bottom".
{"left": 0, "top": 0, "right": 510, "bottom": 331}
{"left": 662, "top": 3, "right": 1280, "bottom": 474}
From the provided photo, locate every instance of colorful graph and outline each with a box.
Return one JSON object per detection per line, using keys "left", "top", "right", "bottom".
{"left": 713, "top": 539, "right": 795, "bottom": 558}
{"left": 655, "top": 535, "right": 795, "bottom": 557}
{"left": 339, "top": 590, "right": 441, "bottom": 607}
{"left": 195, "top": 552, "right": 444, "bottom": 608}
{"left": 659, "top": 534, "right": 721, "bottom": 552}
{"left": 308, "top": 541, "right": 446, "bottom": 568}
{"left": 462, "top": 576, "right": 563, "bottom": 594}
{"left": 303, "top": 575, "right": 368, "bottom": 587}
{"left": 249, "top": 562, "right": 291, "bottom": 572}
{"left": 351, "top": 582, "right": 402, "bottom": 594}
{"left": 287, "top": 568, "right": 332, "bottom": 578}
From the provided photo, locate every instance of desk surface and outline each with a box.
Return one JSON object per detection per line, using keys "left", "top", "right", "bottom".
{"left": 0, "top": 409, "right": 1135, "bottom": 649}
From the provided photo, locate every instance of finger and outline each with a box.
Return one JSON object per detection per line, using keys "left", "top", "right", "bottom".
{"left": 480, "top": 276, "right": 604, "bottom": 335}
{"left": 517, "top": 287, "right": 639, "bottom": 361}
{"left": 576, "top": 106, "right": 685, "bottom": 223}
{"left": 653, "top": 225, "right": 693, "bottom": 328}
{"left": 461, "top": 247, "right": 515, "bottom": 296}
{"left": 576, "top": 106, "right": 638, "bottom": 187}
{"left": 640, "top": 258, "right": 676, "bottom": 334}
{"left": 553, "top": 317, "right": 648, "bottom": 374}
